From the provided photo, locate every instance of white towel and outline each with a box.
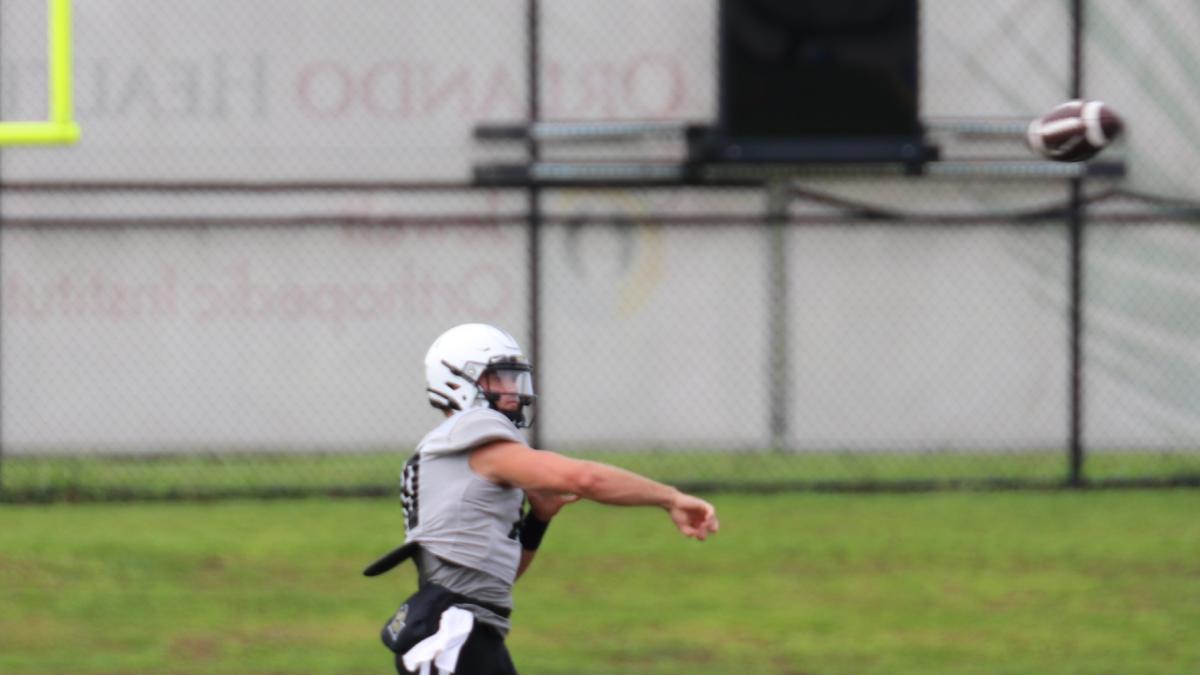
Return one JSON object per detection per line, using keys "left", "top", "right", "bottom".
{"left": 402, "top": 606, "right": 476, "bottom": 675}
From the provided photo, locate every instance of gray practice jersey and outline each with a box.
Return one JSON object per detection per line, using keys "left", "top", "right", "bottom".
{"left": 402, "top": 408, "right": 526, "bottom": 632}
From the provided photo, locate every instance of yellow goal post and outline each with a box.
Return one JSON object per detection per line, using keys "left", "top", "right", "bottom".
{"left": 0, "top": 0, "right": 81, "bottom": 145}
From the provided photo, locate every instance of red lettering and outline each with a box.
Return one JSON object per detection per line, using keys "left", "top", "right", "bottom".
{"left": 477, "top": 64, "right": 524, "bottom": 117}
{"left": 624, "top": 55, "right": 685, "bottom": 116}
{"left": 362, "top": 61, "right": 414, "bottom": 117}
{"left": 294, "top": 55, "right": 691, "bottom": 120}
{"left": 455, "top": 263, "right": 511, "bottom": 317}
{"left": 296, "top": 62, "right": 353, "bottom": 118}
{"left": 424, "top": 66, "right": 472, "bottom": 116}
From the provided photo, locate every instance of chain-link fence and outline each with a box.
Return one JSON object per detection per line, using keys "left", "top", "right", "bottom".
{"left": 1, "top": 0, "right": 1198, "bottom": 500}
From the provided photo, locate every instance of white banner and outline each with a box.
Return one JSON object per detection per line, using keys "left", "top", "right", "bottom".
{"left": 2, "top": 1, "right": 1198, "bottom": 452}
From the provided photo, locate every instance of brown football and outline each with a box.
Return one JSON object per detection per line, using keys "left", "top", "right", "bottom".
{"left": 1026, "top": 100, "right": 1124, "bottom": 162}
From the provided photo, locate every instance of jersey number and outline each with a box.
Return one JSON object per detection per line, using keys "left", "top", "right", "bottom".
{"left": 507, "top": 504, "right": 523, "bottom": 541}
{"left": 400, "top": 455, "right": 420, "bottom": 530}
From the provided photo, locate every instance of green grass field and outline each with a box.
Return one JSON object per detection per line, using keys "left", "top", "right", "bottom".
{"left": 2, "top": 490, "right": 1198, "bottom": 674}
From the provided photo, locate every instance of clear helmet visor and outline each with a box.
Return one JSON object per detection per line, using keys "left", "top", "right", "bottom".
{"left": 476, "top": 361, "right": 536, "bottom": 428}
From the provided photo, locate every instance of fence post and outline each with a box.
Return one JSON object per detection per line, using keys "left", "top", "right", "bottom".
{"left": 1067, "top": 0, "right": 1086, "bottom": 487}
{"left": 767, "top": 180, "right": 790, "bottom": 452}
{"left": 526, "top": 0, "right": 543, "bottom": 449}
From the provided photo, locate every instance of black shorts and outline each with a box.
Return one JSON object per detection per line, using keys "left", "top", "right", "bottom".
{"left": 395, "top": 623, "right": 517, "bottom": 675}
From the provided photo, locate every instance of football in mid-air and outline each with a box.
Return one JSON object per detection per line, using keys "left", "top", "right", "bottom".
{"left": 1026, "top": 99, "right": 1125, "bottom": 162}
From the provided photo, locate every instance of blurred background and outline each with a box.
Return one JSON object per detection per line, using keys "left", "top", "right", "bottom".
{"left": 1, "top": 0, "right": 1198, "bottom": 499}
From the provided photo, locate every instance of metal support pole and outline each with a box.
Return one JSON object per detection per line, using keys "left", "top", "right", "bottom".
{"left": 1068, "top": 184, "right": 1085, "bottom": 487}
{"left": 1067, "top": 0, "right": 1086, "bottom": 487}
{"left": 526, "top": 0, "right": 543, "bottom": 449}
{"left": 767, "top": 180, "right": 790, "bottom": 451}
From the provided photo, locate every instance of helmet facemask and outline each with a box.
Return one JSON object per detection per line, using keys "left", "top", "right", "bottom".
{"left": 476, "top": 357, "right": 536, "bottom": 428}
{"left": 436, "top": 355, "right": 536, "bottom": 428}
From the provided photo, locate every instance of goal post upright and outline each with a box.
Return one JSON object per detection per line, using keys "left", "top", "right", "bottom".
{"left": 0, "top": 0, "right": 81, "bottom": 146}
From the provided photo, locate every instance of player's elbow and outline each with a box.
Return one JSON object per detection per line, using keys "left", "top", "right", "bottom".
{"left": 562, "top": 463, "right": 603, "bottom": 496}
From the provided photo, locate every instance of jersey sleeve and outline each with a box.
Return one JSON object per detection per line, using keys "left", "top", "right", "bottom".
{"left": 428, "top": 408, "right": 523, "bottom": 456}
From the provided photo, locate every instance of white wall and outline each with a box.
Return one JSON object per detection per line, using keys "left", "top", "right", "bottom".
{"left": 2, "top": 1, "right": 1198, "bottom": 452}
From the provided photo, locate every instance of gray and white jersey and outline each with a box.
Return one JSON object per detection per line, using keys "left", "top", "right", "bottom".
{"left": 402, "top": 408, "right": 526, "bottom": 632}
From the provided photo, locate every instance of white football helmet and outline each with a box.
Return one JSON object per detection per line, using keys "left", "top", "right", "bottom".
{"left": 424, "top": 323, "right": 536, "bottom": 428}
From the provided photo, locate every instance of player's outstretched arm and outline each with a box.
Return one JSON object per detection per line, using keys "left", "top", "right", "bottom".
{"left": 470, "top": 441, "right": 719, "bottom": 541}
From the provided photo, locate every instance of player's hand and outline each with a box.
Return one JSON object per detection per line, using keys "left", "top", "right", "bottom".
{"left": 666, "top": 492, "right": 719, "bottom": 541}
{"left": 525, "top": 489, "right": 581, "bottom": 521}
